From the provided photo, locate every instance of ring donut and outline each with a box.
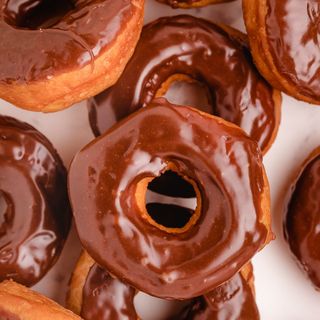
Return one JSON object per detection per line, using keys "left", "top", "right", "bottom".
{"left": 69, "top": 98, "right": 272, "bottom": 299}
{"left": 243, "top": 0, "right": 320, "bottom": 104}
{"left": 0, "top": 280, "right": 80, "bottom": 320}
{"left": 0, "top": 115, "right": 70, "bottom": 286}
{"left": 88, "top": 15, "right": 281, "bottom": 154}
{"left": 284, "top": 147, "right": 320, "bottom": 288}
{"left": 67, "top": 252, "right": 260, "bottom": 319}
{"left": 0, "top": 0, "right": 144, "bottom": 112}
{"left": 156, "top": 0, "right": 234, "bottom": 9}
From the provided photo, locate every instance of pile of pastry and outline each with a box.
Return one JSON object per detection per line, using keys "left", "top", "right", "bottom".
{"left": 0, "top": 0, "right": 319, "bottom": 319}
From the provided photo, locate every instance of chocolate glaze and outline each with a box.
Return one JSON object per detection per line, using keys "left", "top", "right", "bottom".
{"left": 0, "top": 115, "right": 70, "bottom": 286}
{"left": 69, "top": 99, "right": 268, "bottom": 299}
{"left": 88, "top": 15, "right": 278, "bottom": 152}
{"left": 0, "top": 0, "right": 137, "bottom": 83}
{"left": 81, "top": 264, "right": 259, "bottom": 320}
{"left": 284, "top": 148, "right": 320, "bottom": 288}
{"left": 265, "top": 1, "right": 320, "bottom": 100}
{"left": 0, "top": 308, "right": 21, "bottom": 320}
{"left": 81, "top": 264, "right": 137, "bottom": 320}
{"left": 175, "top": 273, "right": 259, "bottom": 319}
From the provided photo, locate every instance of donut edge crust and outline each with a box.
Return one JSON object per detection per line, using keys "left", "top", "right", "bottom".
{"left": 0, "top": 0, "right": 145, "bottom": 112}
{"left": 0, "top": 280, "right": 81, "bottom": 320}
{"left": 243, "top": 0, "right": 320, "bottom": 105}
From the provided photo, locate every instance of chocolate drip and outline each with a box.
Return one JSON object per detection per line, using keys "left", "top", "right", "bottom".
{"left": 0, "top": 115, "right": 70, "bottom": 286}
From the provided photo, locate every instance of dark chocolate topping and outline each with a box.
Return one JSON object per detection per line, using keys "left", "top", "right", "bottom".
{"left": 285, "top": 148, "right": 320, "bottom": 288}
{"left": 81, "top": 264, "right": 137, "bottom": 320}
{"left": 69, "top": 99, "right": 268, "bottom": 299}
{"left": 265, "top": 1, "right": 320, "bottom": 100}
{"left": 0, "top": 115, "right": 70, "bottom": 286}
{"left": 175, "top": 273, "right": 260, "bottom": 319}
{"left": 0, "top": 0, "right": 137, "bottom": 83}
{"left": 81, "top": 265, "right": 259, "bottom": 320}
{"left": 88, "top": 15, "right": 278, "bottom": 152}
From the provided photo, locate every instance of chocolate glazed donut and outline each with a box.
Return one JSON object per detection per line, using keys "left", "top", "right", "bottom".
{"left": 243, "top": 0, "right": 320, "bottom": 104}
{"left": 0, "top": 0, "right": 144, "bottom": 112}
{"left": 67, "top": 252, "right": 260, "bottom": 320}
{"left": 284, "top": 147, "right": 320, "bottom": 288}
{"left": 0, "top": 116, "right": 70, "bottom": 286}
{"left": 69, "top": 99, "right": 272, "bottom": 299}
{"left": 88, "top": 15, "right": 281, "bottom": 154}
{"left": 156, "top": 0, "right": 234, "bottom": 9}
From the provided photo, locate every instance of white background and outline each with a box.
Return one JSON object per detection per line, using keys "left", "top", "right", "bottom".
{"left": 1, "top": 1, "right": 320, "bottom": 319}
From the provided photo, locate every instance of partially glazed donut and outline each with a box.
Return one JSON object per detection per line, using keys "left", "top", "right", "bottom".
{"left": 0, "top": 280, "right": 81, "bottom": 320}
{"left": 156, "top": 0, "right": 234, "bottom": 8}
{"left": 0, "top": 115, "right": 70, "bottom": 286}
{"left": 243, "top": 0, "right": 320, "bottom": 104}
{"left": 0, "top": 0, "right": 144, "bottom": 112}
{"left": 67, "top": 252, "right": 260, "bottom": 320}
{"left": 88, "top": 15, "right": 281, "bottom": 154}
{"left": 69, "top": 98, "right": 272, "bottom": 299}
{"left": 284, "top": 147, "right": 320, "bottom": 288}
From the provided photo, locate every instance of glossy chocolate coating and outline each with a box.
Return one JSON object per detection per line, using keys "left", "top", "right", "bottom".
{"left": 0, "top": 115, "right": 70, "bottom": 286}
{"left": 204, "top": 272, "right": 259, "bottom": 319}
{"left": 0, "top": 0, "right": 137, "bottom": 83}
{"left": 175, "top": 273, "right": 259, "bottom": 319}
{"left": 88, "top": 15, "right": 277, "bottom": 152}
{"left": 285, "top": 149, "right": 320, "bottom": 288}
{"left": 81, "top": 265, "right": 259, "bottom": 320}
{"left": 81, "top": 264, "right": 137, "bottom": 320}
{"left": 265, "top": 1, "right": 320, "bottom": 100}
{"left": 69, "top": 99, "right": 268, "bottom": 299}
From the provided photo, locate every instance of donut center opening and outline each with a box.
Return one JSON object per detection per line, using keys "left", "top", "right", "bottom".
{"left": 4, "top": 0, "right": 76, "bottom": 29}
{"left": 157, "top": 74, "right": 214, "bottom": 115}
{"left": 134, "top": 291, "right": 190, "bottom": 320}
{"left": 136, "top": 168, "right": 200, "bottom": 234}
{"left": 0, "top": 191, "right": 13, "bottom": 236}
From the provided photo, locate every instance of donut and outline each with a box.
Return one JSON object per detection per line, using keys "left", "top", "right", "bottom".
{"left": 67, "top": 252, "right": 260, "bottom": 319}
{"left": 0, "top": 280, "right": 81, "bottom": 320}
{"left": 69, "top": 98, "right": 272, "bottom": 299}
{"left": 156, "top": 0, "right": 234, "bottom": 9}
{"left": 284, "top": 147, "right": 320, "bottom": 288}
{"left": 173, "top": 263, "right": 260, "bottom": 319}
{"left": 0, "top": 115, "right": 70, "bottom": 286}
{"left": 243, "top": 0, "right": 320, "bottom": 104}
{"left": 0, "top": 0, "right": 145, "bottom": 112}
{"left": 88, "top": 15, "right": 281, "bottom": 154}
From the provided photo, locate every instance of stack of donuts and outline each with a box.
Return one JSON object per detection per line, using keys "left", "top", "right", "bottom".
{"left": 0, "top": 0, "right": 319, "bottom": 319}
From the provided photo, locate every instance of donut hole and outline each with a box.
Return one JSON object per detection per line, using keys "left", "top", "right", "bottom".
{"left": 134, "top": 291, "right": 190, "bottom": 320}
{"left": 136, "top": 169, "right": 200, "bottom": 233}
{"left": 157, "top": 75, "right": 214, "bottom": 115}
{"left": 4, "top": 0, "right": 76, "bottom": 29}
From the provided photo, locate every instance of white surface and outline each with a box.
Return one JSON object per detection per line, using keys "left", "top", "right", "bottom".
{"left": 1, "top": 1, "right": 320, "bottom": 319}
